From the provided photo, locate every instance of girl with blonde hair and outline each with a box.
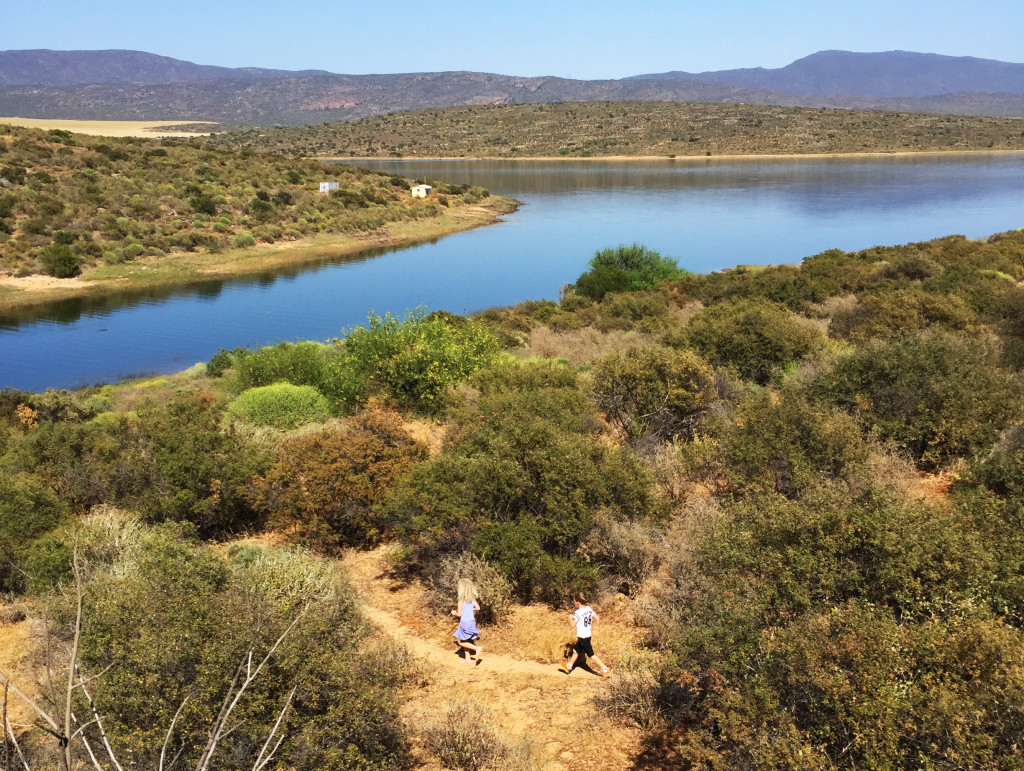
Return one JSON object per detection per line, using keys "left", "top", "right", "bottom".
{"left": 451, "top": 578, "right": 483, "bottom": 663}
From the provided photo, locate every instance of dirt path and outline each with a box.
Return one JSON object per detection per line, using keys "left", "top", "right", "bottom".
{"left": 341, "top": 547, "right": 643, "bottom": 770}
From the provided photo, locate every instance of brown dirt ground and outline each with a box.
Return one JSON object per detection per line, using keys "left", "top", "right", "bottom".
{"left": 0, "top": 606, "right": 41, "bottom": 737}
{"left": 341, "top": 546, "right": 645, "bottom": 770}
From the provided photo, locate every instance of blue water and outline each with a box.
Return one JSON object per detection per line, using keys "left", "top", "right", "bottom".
{"left": 2, "top": 155, "right": 1022, "bottom": 392}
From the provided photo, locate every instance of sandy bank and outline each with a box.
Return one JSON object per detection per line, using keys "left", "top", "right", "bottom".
{"left": 0, "top": 197, "right": 518, "bottom": 310}
{"left": 0, "top": 117, "right": 219, "bottom": 138}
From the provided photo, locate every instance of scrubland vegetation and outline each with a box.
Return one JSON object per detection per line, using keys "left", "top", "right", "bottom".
{"left": 3, "top": 230, "right": 1024, "bottom": 768}
{"left": 0, "top": 123, "right": 495, "bottom": 283}
{"left": 204, "top": 101, "right": 1024, "bottom": 159}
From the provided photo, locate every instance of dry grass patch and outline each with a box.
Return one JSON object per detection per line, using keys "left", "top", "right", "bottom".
{"left": 401, "top": 417, "right": 447, "bottom": 456}
{"left": 0, "top": 607, "right": 40, "bottom": 736}
{"left": 516, "top": 326, "right": 649, "bottom": 367}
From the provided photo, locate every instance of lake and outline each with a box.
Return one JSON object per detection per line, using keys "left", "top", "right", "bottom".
{"left": 2, "top": 154, "right": 1023, "bottom": 392}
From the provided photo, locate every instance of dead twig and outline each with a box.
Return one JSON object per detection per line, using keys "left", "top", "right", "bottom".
{"left": 194, "top": 606, "right": 307, "bottom": 771}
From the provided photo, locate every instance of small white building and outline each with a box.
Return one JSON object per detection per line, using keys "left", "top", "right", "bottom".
{"left": 319, "top": 181, "right": 340, "bottom": 193}
{"left": 410, "top": 184, "right": 433, "bottom": 199}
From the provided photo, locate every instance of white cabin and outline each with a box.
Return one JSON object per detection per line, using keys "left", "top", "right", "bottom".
{"left": 319, "top": 181, "right": 340, "bottom": 193}
{"left": 410, "top": 184, "right": 433, "bottom": 198}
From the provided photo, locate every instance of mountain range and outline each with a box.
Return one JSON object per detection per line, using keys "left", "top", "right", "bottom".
{"left": 1, "top": 49, "right": 1023, "bottom": 125}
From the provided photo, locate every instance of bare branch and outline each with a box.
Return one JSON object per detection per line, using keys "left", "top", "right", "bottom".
{"left": 75, "top": 665, "right": 124, "bottom": 771}
{"left": 4, "top": 713, "right": 30, "bottom": 771}
{"left": 0, "top": 669, "right": 61, "bottom": 734}
{"left": 3, "top": 681, "right": 9, "bottom": 771}
{"left": 77, "top": 663, "right": 114, "bottom": 687}
{"left": 62, "top": 538, "right": 85, "bottom": 771}
{"left": 69, "top": 711, "right": 105, "bottom": 771}
{"left": 252, "top": 685, "right": 297, "bottom": 771}
{"left": 69, "top": 717, "right": 99, "bottom": 740}
{"left": 159, "top": 696, "right": 191, "bottom": 771}
{"left": 195, "top": 606, "right": 307, "bottom": 771}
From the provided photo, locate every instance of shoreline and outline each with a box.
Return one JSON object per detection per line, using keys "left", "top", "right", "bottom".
{"left": 0, "top": 197, "right": 518, "bottom": 311}
{"left": 329, "top": 148, "right": 1024, "bottom": 163}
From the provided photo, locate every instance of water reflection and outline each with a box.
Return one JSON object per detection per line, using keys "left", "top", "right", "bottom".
{"left": 0, "top": 242, "right": 403, "bottom": 329}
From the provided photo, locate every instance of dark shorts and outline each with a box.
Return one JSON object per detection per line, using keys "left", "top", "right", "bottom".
{"left": 574, "top": 636, "right": 594, "bottom": 658}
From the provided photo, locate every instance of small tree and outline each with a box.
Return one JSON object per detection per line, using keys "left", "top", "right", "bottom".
{"left": 38, "top": 244, "right": 81, "bottom": 278}
{"left": 574, "top": 244, "right": 687, "bottom": 301}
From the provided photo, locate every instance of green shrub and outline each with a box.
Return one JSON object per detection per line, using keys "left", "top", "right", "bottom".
{"left": 205, "top": 348, "right": 234, "bottom": 377}
{"left": 814, "top": 332, "right": 1023, "bottom": 468}
{"left": 592, "top": 344, "right": 717, "bottom": 440}
{"left": 123, "top": 242, "right": 145, "bottom": 259}
{"left": 469, "top": 358, "right": 578, "bottom": 395}
{"left": 233, "top": 340, "right": 333, "bottom": 391}
{"left": 596, "top": 291, "right": 674, "bottom": 332}
{"left": 721, "top": 388, "right": 870, "bottom": 498}
{"left": 226, "top": 382, "right": 331, "bottom": 429}
{"left": 0, "top": 473, "right": 68, "bottom": 592}
{"left": 38, "top": 243, "right": 81, "bottom": 277}
{"left": 336, "top": 309, "right": 500, "bottom": 413}
{"left": 60, "top": 518, "right": 410, "bottom": 770}
{"left": 232, "top": 230, "right": 256, "bottom": 248}
{"left": 134, "top": 391, "right": 269, "bottom": 535}
{"left": 685, "top": 299, "right": 824, "bottom": 384}
{"left": 384, "top": 388, "right": 657, "bottom": 602}
{"left": 830, "top": 288, "right": 975, "bottom": 342}
{"left": 574, "top": 244, "right": 688, "bottom": 301}
{"left": 189, "top": 194, "right": 217, "bottom": 215}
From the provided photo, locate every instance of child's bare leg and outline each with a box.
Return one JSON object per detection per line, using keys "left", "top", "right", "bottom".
{"left": 566, "top": 649, "right": 579, "bottom": 669}
{"left": 589, "top": 654, "right": 608, "bottom": 671}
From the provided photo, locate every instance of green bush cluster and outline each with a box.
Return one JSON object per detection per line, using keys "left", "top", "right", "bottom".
{"left": 4, "top": 226, "right": 1024, "bottom": 770}
{"left": 0, "top": 472, "right": 69, "bottom": 592}
{"left": 592, "top": 344, "right": 718, "bottom": 441}
{"left": 226, "top": 382, "right": 332, "bottom": 429}
{"left": 814, "top": 332, "right": 1023, "bottom": 468}
{"left": 383, "top": 376, "right": 659, "bottom": 603}
{"left": 56, "top": 517, "right": 410, "bottom": 770}
{"left": 683, "top": 298, "right": 825, "bottom": 384}
{"left": 573, "top": 244, "right": 689, "bottom": 301}
{"left": 335, "top": 309, "right": 501, "bottom": 412}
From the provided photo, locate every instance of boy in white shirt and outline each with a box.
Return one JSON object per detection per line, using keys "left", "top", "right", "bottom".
{"left": 560, "top": 592, "right": 612, "bottom": 679}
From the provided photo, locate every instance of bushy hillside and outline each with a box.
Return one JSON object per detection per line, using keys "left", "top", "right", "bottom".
{"left": 2, "top": 231, "right": 1024, "bottom": 768}
{"left": 0, "top": 123, "right": 492, "bottom": 280}
{"left": 206, "top": 101, "right": 1024, "bottom": 159}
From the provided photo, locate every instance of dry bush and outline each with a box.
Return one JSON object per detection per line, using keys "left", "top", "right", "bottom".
{"left": 429, "top": 551, "right": 514, "bottom": 625}
{"left": 424, "top": 701, "right": 541, "bottom": 771}
{"left": 581, "top": 511, "right": 667, "bottom": 596}
{"left": 596, "top": 668, "right": 663, "bottom": 730}
{"left": 667, "top": 299, "right": 704, "bottom": 327}
{"left": 0, "top": 603, "right": 27, "bottom": 624}
{"left": 865, "top": 444, "right": 921, "bottom": 502}
{"left": 364, "top": 636, "right": 430, "bottom": 689}
{"left": 515, "top": 326, "right": 647, "bottom": 367}
{"left": 646, "top": 435, "right": 726, "bottom": 505}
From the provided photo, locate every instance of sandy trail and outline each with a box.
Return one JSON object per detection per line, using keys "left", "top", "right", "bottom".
{"left": 341, "top": 547, "right": 643, "bottom": 770}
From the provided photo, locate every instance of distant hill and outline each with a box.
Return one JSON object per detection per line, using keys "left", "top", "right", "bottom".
{"left": 634, "top": 50, "right": 1024, "bottom": 98}
{"left": 203, "top": 101, "right": 1024, "bottom": 160}
{"left": 2, "top": 49, "right": 1024, "bottom": 125}
{"left": 0, "top": 49, "right": 331, "bottom": 86}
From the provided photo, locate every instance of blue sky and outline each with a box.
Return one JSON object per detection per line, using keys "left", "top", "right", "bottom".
{"left": 4, "top": 0, "right": 1023, "bottom": 79}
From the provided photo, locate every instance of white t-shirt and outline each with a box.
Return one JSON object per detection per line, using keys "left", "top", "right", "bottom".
{"left": 573, "top": 606, "right": 595, "bottom": 638}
